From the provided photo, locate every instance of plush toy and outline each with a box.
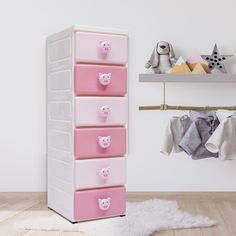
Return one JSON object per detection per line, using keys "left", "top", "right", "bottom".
{"left": 145, "top": 41, "right": 176, "bottom": 73}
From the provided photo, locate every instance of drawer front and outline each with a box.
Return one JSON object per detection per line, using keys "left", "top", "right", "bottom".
{"left": 74, "top": 157, "right": 126, "bottom": 190}
{"left": 74, "top": 186, "right": 126, "bottom": 221}
{"left": 75, "top": 32, "right": 128, "bottom": 65}
{"left": 74, "top": 64, "right": 127, "bottom": 96}
{"left": 74, "top": 127, "right": 126, "bottom": 159}
{"left": 75, "top": 97, "right": 127, "bottom": 127}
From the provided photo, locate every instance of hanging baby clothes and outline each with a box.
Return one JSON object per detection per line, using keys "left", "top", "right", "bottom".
{"left": 205, "top": 110, "right": 236, "bottom": 160}
{"left": 215, "top": 110, "right": 235, "bottom": 123}
{"left": 179, "top": 111, "right": 219, "bottom": 160}
{"left": 160, "top": 115, "right": 191, "bottom": 155}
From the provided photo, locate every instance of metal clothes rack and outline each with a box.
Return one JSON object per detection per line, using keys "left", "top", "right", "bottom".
{"left": 139, "top": 74, "right": 236, "bottom": 111}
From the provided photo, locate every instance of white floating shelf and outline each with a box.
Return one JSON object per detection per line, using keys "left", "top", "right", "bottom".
{"left": 139, "top": 74, "right": 236, "bottom": 83}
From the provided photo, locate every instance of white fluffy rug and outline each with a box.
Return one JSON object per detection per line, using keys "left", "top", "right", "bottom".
{"left": 16, "top": 199, "right": 216, "bottom": 236}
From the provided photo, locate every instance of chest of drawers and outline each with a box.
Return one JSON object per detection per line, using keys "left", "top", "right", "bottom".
{"left": 46, "top": 26, "right": 128, "bottom": 222}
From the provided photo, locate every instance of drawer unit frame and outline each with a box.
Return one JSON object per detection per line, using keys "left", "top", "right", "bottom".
{"left": 46, "top": 26, "right": 128, "bottom": 222}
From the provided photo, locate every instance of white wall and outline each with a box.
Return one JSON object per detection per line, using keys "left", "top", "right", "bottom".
{"left": 1, "top": 0, "right": 236, "bottom": 191}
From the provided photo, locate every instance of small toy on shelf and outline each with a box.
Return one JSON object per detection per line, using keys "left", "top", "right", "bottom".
{"left": 145, "top": 41, "right": 176, "bottom": 74}
{"left": 187, "top": 51, "right": 210, "bottom": 73}
{"left": 191, "top": 63, "right": 207, "bottom": 74}
{"left": 201, "top": 44, "right": 234, "bottom": 73}
{"left": 170, "top": 57, "right": 191, "bottom": 74}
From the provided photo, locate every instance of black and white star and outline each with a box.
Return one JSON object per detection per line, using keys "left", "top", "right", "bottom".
{"left": 201, "top": 44, "right": 233, "bottom": 73}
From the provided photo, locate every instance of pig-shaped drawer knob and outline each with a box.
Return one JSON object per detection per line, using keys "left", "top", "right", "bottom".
{"left": 99, "top": 167, "right": 111, "bottom": 179}
{"left": 98, "top": 197, "right": 111, "bottom": 211}
{"left": 98, "top": 135, "right": 111, "bottom": 148}
{"left": 98, "top": 73, "right": 111, "bottom": 86}
{"left": 98, "top": 105, "right": 111, "bottom": 118}
{"left": 99, "top": 41, "right": 111, "bottom": 56}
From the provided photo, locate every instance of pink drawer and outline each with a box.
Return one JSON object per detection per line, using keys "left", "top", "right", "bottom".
{"left": 75, "top": 32, "right": 128, "bottom": 65}
{"left": 74, "top": 64, "right": 127, "bottom": 96}
{"left": 75, "top": 97, "right": 127, "bottom": 127}
{"left": 74, "top": 157, "right": 126, "bottom": 190}
{"left": 74, "top": 127, "right": 126, "bottom": 159}
{"left": 74, "top": 186, "right": 126, "bottom": 221}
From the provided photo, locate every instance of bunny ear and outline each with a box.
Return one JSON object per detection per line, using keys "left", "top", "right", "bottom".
{"left": 168, "top": 43, "right": 175, "bottom": 59}
{"left": 98, "top": 199, "right": 102, "bottom": 203}
{"left": 98, "top": 136, "right": 102, "bottom": 140}
{"left": 145, "top": 43, "right": 159, "bottom": 68}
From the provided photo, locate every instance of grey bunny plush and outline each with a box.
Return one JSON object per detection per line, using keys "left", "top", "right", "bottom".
{"left": 145, "top": 41, "right": 176, "bottom": 74}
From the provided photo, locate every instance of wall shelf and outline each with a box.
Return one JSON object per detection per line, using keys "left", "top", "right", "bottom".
{"left": 139, "top": 73, "right": 236, "bottom": 110}
{"left": 139, "top": 74, "right": 236, "bottom": 83}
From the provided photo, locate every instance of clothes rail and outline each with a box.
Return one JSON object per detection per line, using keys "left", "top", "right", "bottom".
{"left": 139, "top": 104, "right": 236, "bottom": 111}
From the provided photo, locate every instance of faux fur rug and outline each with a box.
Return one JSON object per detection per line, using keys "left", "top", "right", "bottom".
{"left": 16, "top": 199, "right": 216, "bottom": 236}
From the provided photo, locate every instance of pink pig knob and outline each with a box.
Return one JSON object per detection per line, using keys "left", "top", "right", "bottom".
{"left": 98, "top": 136, "right": 111, "bottom": 148}
{"left": 99, "top": 105, "right": 111, "bottom": 118}
{"left": 98, "top": 73, "right": 111, "bottom": 86}
{"left": 98, "top": 197, "right": 111, "bottom": 211}
{"left": 99, "top": 41, "right": 111, "bottom": 56}
{"left": 99, "top": 167, "right": 111, "bottom": 179}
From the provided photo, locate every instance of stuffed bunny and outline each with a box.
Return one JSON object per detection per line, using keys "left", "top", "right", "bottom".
{"left": 145, "top": 41, "right": 176, "bottom": 73}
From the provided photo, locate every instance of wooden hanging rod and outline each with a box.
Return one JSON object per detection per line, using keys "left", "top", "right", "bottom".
{"left": 139, "top": 104, "right": 236, "bottom": 111}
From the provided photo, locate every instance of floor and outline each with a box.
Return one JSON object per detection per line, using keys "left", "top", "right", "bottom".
{"left": 0, "top": 193, "right": 236, "bottom": 236}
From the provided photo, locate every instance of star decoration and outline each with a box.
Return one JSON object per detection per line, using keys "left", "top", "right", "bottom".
{"left": 201, "top": 44, "right": 233, "bottom": 73}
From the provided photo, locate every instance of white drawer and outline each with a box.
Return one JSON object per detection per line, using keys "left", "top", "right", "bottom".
{"left": 74, "top": 97, "right": 127, "bottom": 127}
{"left": 74, "top": 157, "right": 126, "bottom": 190}
{"left": 75, "top": 32, "right": 128, "bottom": 65}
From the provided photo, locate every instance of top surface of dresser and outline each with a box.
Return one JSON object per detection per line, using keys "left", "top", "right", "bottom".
{"left": 73, "top": 25, "right": 128, "bottom": 35}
